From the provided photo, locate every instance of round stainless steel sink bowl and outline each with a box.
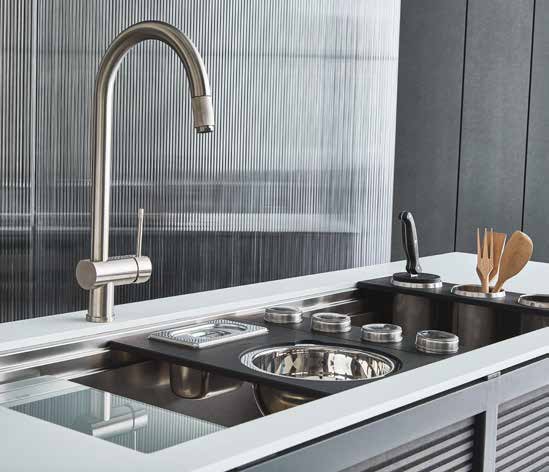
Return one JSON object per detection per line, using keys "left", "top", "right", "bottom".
{"left": 241, "top": 343, "right": 395, "bottom": 381}
{"left": 241, "top": 343, "right": 396, "bottom": 414}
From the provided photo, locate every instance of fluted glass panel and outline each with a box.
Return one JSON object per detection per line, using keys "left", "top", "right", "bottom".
{"left": 0, "top": 0, "right": 400, "bottom": 322}
{"left": 0, "top": 1, "right": 35, "bottom": 322}
{"left": 11, "top": 386, "right": 224, "bottom": 453}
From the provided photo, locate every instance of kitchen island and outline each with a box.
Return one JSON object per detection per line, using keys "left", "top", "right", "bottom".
{"left": 1, "top": 252, "right": 548, "bottom": 471}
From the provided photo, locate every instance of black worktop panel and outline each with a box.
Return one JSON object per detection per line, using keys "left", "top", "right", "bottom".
{"left": 111, "top": 320, "right": 451, "bottom": 397}
{"left": 357, "top": 276, "right": 549, "bottom": 316}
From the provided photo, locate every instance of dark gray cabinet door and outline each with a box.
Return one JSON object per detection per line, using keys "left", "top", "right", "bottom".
{"left": 242, "top": 380, "right": 486, "bottom": 471}
{"left": 523, "top": 0, "right": 549, "bottom": 263}
{"left": 392, "top": 0, "right": 466, "bottom": 260}
{"left": 242, "top": 357, "right": 549, "bottom": 472}
{"left": 454, "top": 0, "right": 534, "bottom": 252}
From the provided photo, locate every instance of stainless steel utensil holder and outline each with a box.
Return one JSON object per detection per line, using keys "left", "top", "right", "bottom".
{"left": 518, "top": 294, "right": 549, "bottom": 333}
{"left": 359, "top": 277, "right": 549, "bottom": 350}
{"left": 451, "top": 284, "right": 505, "bottom": 349}
{"left": 392, "top": 293, "right": 434, "bottom": 337}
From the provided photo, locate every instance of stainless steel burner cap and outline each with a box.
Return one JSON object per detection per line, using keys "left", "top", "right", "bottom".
{"left": 415, "top": 330, "right": 459, "bottom": 354}
{"left": 311, "top": 312, "right": 351, "bottom": 333}
{"left": 361, "top": 323, "right": 403, "bottom": 343}
{"left": 264, "top": 306, "right": 303, "bottom": 324}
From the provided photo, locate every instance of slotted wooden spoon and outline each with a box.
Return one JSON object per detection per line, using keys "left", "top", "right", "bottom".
{"left": 493, "top": 231, "right": 533, "bottom": 293}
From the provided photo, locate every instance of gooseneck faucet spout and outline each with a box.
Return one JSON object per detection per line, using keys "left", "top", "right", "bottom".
{"left": 76, "top": 21, "right": 214, "bottom": 323}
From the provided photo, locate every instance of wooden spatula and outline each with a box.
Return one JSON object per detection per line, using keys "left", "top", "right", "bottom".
{"left": 493, "top": 231, "right": 533, "bottom": 293}
{"left": 489, "top": 231, "right": 507, "bottom": 282}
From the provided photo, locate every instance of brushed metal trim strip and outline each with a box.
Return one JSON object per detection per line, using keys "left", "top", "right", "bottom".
{"left": 0, "top": 288, "right": 359, "bottom": 378}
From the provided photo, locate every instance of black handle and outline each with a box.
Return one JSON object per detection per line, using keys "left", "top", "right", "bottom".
{"left": 399, "top": 211, "right": 422, "bottom": 275}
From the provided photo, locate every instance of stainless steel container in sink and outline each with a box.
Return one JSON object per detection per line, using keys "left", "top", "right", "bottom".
{"left": 451, "top": 284, "right": 505, "bottom": 348}
{"left": 170, "top": 364, "right": 242, "bottom": 400}
{"left": 518, "top": 294, "right": 549, "bottom": 333}
{"left": 392, "top": 293, "right": 434, "bottom": 338}
{"left": 241, "top": 344, "right": 396, "bottom": 414}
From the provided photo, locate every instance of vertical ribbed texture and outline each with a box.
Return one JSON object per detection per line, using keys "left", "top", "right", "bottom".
{"left": 12, "top": 388, "right": 224, "bottom": 453}
{"left": 1, "top": 0, "right": 400, "bottom": 321}
{"left": 0, "top": 1, "right": 35, "bottom": 322}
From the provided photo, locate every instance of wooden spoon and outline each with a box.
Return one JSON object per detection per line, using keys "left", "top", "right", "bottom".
{"left": 489, "top": 231, "right": 507, "bottom": 282}
{"left": 493, "top": 231, "right": 533, "bottom": 293}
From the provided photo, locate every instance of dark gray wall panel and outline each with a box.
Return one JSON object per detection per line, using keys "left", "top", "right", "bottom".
{"left": 523, "top": 0, "right": 549, "bottom": 263}
{"left": 391, "top": 0, "right": 466, "bottom": 260}
{"left": 456, "top": 0, "right": 534, "bottom": 252}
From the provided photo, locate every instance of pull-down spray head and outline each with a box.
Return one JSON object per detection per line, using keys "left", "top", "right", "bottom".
{"left": 192, "top": 96, "right": 215, "bottom": 133}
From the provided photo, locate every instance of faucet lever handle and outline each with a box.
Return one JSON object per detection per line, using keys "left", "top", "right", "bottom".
{"left": 136, "top": 208, "right": 144, "bottom": 257}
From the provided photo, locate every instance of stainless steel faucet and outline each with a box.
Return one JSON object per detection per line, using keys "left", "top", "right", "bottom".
{"left": 76, "top": 21, "right": 214, "bottom": 323}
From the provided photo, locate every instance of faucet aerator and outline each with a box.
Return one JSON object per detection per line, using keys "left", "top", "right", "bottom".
{"left": 196, "top": 125, "right": 214, "bottom": 134}
{"left": 191, "top": 95, "right": 215, "bottom": 132}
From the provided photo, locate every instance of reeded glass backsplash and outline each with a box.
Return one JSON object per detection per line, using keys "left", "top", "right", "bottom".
{"left": 0, "top": 0, "right": 400, "bottom": 322}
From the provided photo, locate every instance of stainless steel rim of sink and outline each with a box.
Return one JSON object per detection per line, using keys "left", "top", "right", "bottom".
{"left": 240, "top": 344, "right": 396, "bottom": 381}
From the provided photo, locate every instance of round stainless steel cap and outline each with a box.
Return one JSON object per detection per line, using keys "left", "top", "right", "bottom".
{"left": 311, "top": 312, "right": 351, "bottom": 333}
{"left": 391, "top": 274, "right": 443, "bottom": 289}
{"left": 415, "top": 330, "right": 459, "bottom": 354}
{"left": 361, "top": 323, "right": 403, "bottom": 343}
{"left": 517, "top": 294, "right": 549, "bottom": 309}
{"left": 264, "top": 306, "right": 303, "bottom": 324}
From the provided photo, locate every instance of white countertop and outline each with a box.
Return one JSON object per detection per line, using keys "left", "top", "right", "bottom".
{"left": 1, "top": 252, "right": 549, "bottom": 472}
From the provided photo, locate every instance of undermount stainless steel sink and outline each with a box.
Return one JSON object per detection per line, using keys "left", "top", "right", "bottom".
{"left": 240, "top": 343, "right": 396, "bottom": 414}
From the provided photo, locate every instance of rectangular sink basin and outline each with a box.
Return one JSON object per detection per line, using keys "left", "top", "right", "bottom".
{"left": 0, "top": 376, "right": 224, "bottom": 454}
